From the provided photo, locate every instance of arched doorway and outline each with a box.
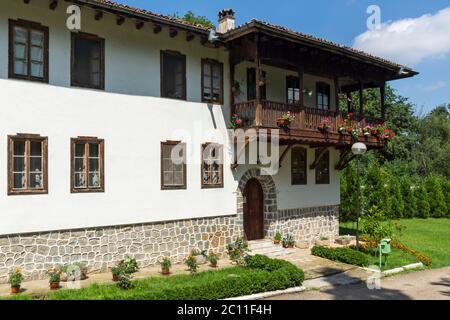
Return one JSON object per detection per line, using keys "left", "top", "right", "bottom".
{"left": 243, "top": 178, "right": 264, "bottom": 240}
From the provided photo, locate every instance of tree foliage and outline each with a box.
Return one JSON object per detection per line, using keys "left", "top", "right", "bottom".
{"left": 340, "top": 86, "right": 449, "bottom": 221}
{"left": 172, "top": 11, "right": 216, "bottom": 30}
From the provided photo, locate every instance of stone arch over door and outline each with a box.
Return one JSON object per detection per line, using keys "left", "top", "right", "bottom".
{"left": 236, "top": 168, "right": 278, "bottom": 240}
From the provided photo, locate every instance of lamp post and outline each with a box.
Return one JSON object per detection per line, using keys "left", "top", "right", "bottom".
{"left": 351, "top": 142, "right": 367, "bottom": 251}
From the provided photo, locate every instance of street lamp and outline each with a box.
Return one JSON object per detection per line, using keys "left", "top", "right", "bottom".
{"left": 351, "top": 142, "right": 367, "bottom": 251}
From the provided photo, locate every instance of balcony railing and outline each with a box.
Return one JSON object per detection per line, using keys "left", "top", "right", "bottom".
{"left": 234, "top": 100, "right": 383, "bottom": 134}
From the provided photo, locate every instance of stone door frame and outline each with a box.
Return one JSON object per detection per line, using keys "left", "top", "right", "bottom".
{"left": 236, "top": 168, "right": 277, "bottom": 240}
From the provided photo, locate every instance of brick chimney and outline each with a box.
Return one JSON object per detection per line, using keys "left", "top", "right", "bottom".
{"left": 218, "top": 9, "right": 235, "bottom": 33}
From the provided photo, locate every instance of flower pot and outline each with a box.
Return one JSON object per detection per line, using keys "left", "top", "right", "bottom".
{"left": 50, "top": 282, "right": 60, "bottom": 290}
{"left": 277, "top": 118, "right": 290, "bottom": 127}
{"left": 161, "top": 268, "right": 170, "bottom": 275}
{"left": 371, "top": 130, "right": 380, "bottom": 136}
{"left": 10, "top": 286, "right": 20, "bottom": 294}
{"left": 112, "top": 275, "right": 119, "bottom": 282}
{"left": 274, "top": 240, "right": 281, "bottom": 245}
{"left": 347, "top": 128, "right": 353, "bottom": 134}
{"left": 210, "top": 262, "right": 218, "bottom": 268}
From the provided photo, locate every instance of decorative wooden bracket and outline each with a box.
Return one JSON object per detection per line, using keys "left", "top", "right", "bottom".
{"left": 335, "top": 149, "right": 356, "bottom": 170}
{"left": 309, "top": 147, "right": 328, "bottom": 170}
{"left": 279, "top": 144, "right": 293, "bottom": 168}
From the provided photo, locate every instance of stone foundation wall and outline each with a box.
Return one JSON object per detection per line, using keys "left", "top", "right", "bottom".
{"left": 0, "top": 215, "right": 243, "bottom": 284}
{"left": 265, "top": 205, "right": 339, "bottom": 245}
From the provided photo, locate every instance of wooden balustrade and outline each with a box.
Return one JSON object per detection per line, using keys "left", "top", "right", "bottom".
{"left": 233, "top": 100, "right": 380, "bottom": 134}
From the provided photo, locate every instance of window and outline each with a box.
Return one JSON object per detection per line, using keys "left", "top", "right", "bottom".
{"left": 201, "top": 143, "right": 223, "bottom": 188}
{"left": 315, "top": 149, "right": 330, "bottom": 184}
{"left": 316, "top": 82, "right": 331, "bottom": 110}
{"left": 201, "top": 59, "right": 223, "bottom": 104}
{"left": 71, "top": 137, "right": 104, "bottom": 193}
{"left": 287, "top": 76, "right": 301, "bottom": 105}
{"left": 247, "top": 68, "right": 266, "bottom": 100}
{"left": 291, "top": 147, "right": 307, "bottom": 185}
{"left": 8, "top": 134, "right": 48, "bottom": 195}
{"left": 71, "top": 33, "right": 105, "bottom": 90}
{"left": 161, "top": 51, "right": 186, "bottom": 100}
{"left": 161, "top": 141, "right": 186, "bottom": 190}
{"left": 9, "top": 19, "right": 49, "bottom": 82}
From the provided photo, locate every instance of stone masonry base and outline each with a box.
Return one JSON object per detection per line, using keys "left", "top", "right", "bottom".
{"left": 0, "top": 204, "right": 338, "bottom": 284}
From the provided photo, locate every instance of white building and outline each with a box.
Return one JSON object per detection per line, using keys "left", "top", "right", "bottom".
{"left": 0, "top": 0, "right": 416, "bottom": 282}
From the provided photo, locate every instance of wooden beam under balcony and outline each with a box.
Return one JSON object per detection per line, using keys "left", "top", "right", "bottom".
{"left": 186, "top": 32, "right": 195, "bottom": 42}
{"left": 169, "top": 28, "right": 178, "bottom": 38}
{"left": 94, "top": 11, "right": 103, "bottom": 21}
{"left": 153, "top": 24, "right": 162, "bottom": 34}
{"left": 335, "top": 149, "right": 356, "bottom": 170}
{"left": 279, "top": 144, "right": 293, "bottom": 168}
{"left": 135, "top": 21, "right": 145, "bottom": 30}
{"left": 116, "top": 16, "right": 125, "bottom": 26}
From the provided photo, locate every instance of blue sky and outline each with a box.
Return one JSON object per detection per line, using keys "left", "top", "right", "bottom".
{"left": 119, "top": 0, "right": 450, "bottom": 114}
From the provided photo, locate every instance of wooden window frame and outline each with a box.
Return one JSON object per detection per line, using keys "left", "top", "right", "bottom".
{"left": 286, "top": 76, "right": 301, "bottom": 106}
{"left": 201, "top": 143, "right": 224, "bottom": 189}
{"left": 70, "top": 137, "right": 105, "bottom": 193}
{"left": 160, "top": 50, "right": 187, "bottom": 101}
{"left": 316, "top": 82, "right": 331, "bottom": 110}
{"left": 71, "top": 32, "right": 105, "bottom": 90}
{"left": 161, "top": 141, "right": 187, "bottom": 190}
{"left": 315, "top": 149, "right": 330, "bottom": 185}
{"left": 8, "top": 19, "right": 49, "bottom": 83}
{"left": 291, "top": 147, "right": 307, "bottom": 185}
{"left": 201, "top": 59, "right": 224, "bottom": 104}
{"left": 7, "top": 134, "right": 48, "bottom": 195}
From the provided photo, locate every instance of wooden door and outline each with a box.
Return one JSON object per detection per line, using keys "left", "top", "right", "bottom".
{"left": 243, "top": 178, "right": 264, "bottom": 240}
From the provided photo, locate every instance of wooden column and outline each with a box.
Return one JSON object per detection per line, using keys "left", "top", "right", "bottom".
{"left": 346, "top": 91, "right": 352, "bottom": 113}
{"left": 298, "top": 66, "right": 304, "bottom": 108}
{"left": 359, "top": 81, "right": 364, "bottom": 116}
{"left": 334, "top": 76, "right": 340, "bottom": 112}
{"left": 254, "top": 34, "right": 263, "bottom": 126}
{"left": 230, "top": 63, "right": 236, "bottom": 117}
{"left": 380, "top": 82, "right": 386, "bottom": 121}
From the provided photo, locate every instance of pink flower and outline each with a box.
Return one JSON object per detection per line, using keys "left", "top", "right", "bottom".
{"left": 235, "top": 119, "right": 242, "bottom": 125}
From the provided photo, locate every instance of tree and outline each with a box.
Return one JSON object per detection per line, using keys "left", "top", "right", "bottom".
{"left": 415, "top": 185, "right": 431, "bottom": 218}
{"left": 401, "top": 177, "right": 417, "bottom": 218}
{"left": 425, "top": 176, "right": 448, "bottom": 218}
{"left": 172, "top": 11, "right": 216, "bottom": 30}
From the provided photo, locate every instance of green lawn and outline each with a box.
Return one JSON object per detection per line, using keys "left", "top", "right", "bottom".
{"left": 340, "top": 218, "right": 450, "bottom": 269}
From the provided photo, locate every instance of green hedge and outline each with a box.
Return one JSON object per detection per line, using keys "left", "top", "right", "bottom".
{"left": 49, "top": 255, "right": 304, "bottom": 300}
{"left": 311, "top": 246, "right": 370, "bottom": 267}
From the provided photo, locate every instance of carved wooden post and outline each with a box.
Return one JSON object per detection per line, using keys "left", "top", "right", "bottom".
{"left": 334, "top": 76, "right": 340, "bottom": 112}
{"left": 230, "top": 63, "right": 236, "bottom": 118}
{"left": 254, "top": 34, "right": 263, "bottom": 126}
{"left": 359, "top": 81, "right": 364, "bottom": 116}
{"left": 380, "top": 82, "right": 386, "bottom": 121}
{"left": 298, "top": 66, "right": 304, "bottom": 108}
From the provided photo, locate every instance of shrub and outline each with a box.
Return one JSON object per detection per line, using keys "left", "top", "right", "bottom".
{"left": 311, "top": 246, "right": 370, "bottom": 267}
{"left": 184, "top": 255, "right": 198, "bottom": 274}
{"left": 360, "top": 206, "right": 395, "bottom": 242}
{"left": 49, "top": 256, "right": 305, "bottom": 300}
{"left": 207, "top": 252, "right": 219, "bottom": 266}
{"left": 226, "top": 238, "right": 249, "bottom": 265}
{"left": 159, "top": 257, "right": 172, "bottom": 270}
{"left": 274, "top": 231, "right": 282, "bottom": 242}
{"left": 392, "top": 241, "right": 432, "bottom": 266}
{"left": 401, "top": 177, "right": 418, "bottom": 218}
{"left": 48, "top": 268, "right": 61, "bottom": 283}
{"left": 118, "top": 257, "right": 139, "bottom": 274}
{"left": 117, "top": 273, "right": 134, "bottom": 290}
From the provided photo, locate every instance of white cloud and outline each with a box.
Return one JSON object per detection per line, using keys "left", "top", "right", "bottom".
{"left": 353, "top": 7, "right": 450, "bottom": 66}
{"left": 421, "top": 81, "right": 446, "bottom": 92}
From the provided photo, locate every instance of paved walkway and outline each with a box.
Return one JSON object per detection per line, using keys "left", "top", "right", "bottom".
{"left": 0, "top": 247, "right": 353, "bottom": 297}
{"left": 267, "top": 267, "right": 450, "bottom": 300}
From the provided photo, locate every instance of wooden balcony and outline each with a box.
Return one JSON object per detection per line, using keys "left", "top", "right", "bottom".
{"left": 234, "top": 100, "right": 385, "bottom": 148}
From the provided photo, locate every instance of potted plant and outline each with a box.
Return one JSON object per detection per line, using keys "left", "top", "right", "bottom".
{"left": 184, "top": 255, "right": 198, "bottom": 274}
{"left": 318, "top": 118, "right": 331, "bottom": 132}
{"left": 384, "top": 129, "right": 395, "bottom": 141}
{"left": 48, "top": 268, "right": 61, "bottom": 290}
{"left": 277, "top": 111, "right": 295, "bottom": 127}
{"left": 282, "top": 234, "right": 295, "bottom": 248}
{"left": 207, "top": 252, "right": 219, "bottom": 268}
{"left": 274, "top": 231, "right": 282, "bottom": 245}
{"left": 363, "top": 125, "right": 372, "bottom": 137}
{"left": 159, "top": 256, "right": 172, "bottom": 275}
{"left": 8, "top": 268, "right": 23, "bottom": 294}
{"left": 111, "top": 266, "right": 123, "bottom": 282}
{"left": 230, "top": 114, "right": 244, "bottom": 129}
{"left": 119, "top": 256, "right": 139, "bottom": 274}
